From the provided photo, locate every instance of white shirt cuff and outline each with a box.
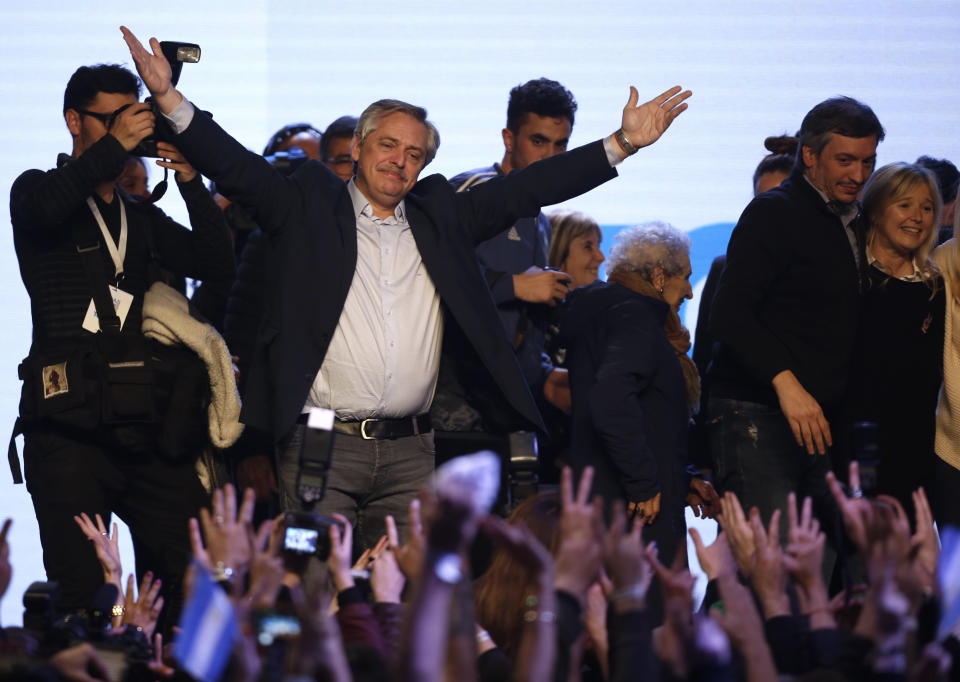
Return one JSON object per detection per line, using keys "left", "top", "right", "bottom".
{"left": 163, "top": 96, "right": 196, "bottom": 134}
{"left": 602, "top": 136, "right": 624, "bottom": 167}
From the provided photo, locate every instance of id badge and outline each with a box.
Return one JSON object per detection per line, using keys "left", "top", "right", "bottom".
{"left": 82, "top": 286, "right": 134, "bottom": 333}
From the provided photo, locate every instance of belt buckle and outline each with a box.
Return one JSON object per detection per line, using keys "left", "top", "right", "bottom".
{"left": 360, "top": 418, "right": 375, "bottom": 440}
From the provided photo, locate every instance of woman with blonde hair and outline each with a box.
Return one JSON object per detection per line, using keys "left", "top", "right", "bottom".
{"left": 547, "top": 210, "right": 605, "bottom": 289}
{"left": 843, "top": 162, "right": 944, "bottom": 521}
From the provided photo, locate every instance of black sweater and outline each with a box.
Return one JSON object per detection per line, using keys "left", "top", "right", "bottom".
{"left": 840, "top": 267, "right": 944, "bottom": 510}
{"left": 10, "top": 134, "right": 235, "bottom": 356}
{"left": 708, "top": 168, "right": 863, "bottom": 413}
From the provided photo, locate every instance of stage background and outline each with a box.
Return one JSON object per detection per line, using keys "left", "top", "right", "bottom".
{"left": 1, "top": 1, "right": 957, "bottom": 625}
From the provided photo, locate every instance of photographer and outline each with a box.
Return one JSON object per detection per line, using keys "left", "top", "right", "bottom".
{"left": 9, "top": 63, "right": 235, "bottom": 627}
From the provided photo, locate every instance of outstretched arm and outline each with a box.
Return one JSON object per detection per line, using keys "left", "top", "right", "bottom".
{"left": 609, "top": 85, "right": 692, "bottom": 160}
{"left": 120, "top": 26, "right": 181, "bottom": 115}
{"left": 121, "top": 25, "right": 297, "bottom": 234}
{"left": 458, "top": 84, "right": 691, "bottom": 246}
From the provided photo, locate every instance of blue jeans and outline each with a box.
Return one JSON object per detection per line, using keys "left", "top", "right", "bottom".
{"left": 709, "top": 398, "right": 839, "bottom": 547}
{"left": 276, "top": 424, "right": 436, "bottom": 552}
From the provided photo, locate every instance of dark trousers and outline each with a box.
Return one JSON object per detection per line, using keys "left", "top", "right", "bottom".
{"left": 24, "top": 426, "right": 209, "bottom": 631}
{"left": 276, "top": 424, "right": 436, "bottom": 552}
{"left": 709, "top": 398, "right": 844, "bottom": 587}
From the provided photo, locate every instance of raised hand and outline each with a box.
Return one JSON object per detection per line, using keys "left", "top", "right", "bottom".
{"left": 910, "top": 487, "right": 939, "bottom": 581}
{"left": 120, "top": 26, "right": 176, "bottom": 106}
{"left": 689, "top": 528, "right": 736, "bottom": 582}
{"left": 553, "top": 466, "right": 603, "bottom": 602}
{"left": 601, "top": 502, "right": 652, "bottom": 598}
{"left": 749, "top": 509, "right": 790, "bottom": 618}
{"left": 782, "top": 493, "right": 827, "bottom": 602}
{"left": 73, "top": 512, "right": 123, "bottom": 585}
{"left": 826, "top": 461, "right": 872, "bottom": 553}
{"left": 619, "top": 85, "right": 692, "bottom": 150}
{"left": 122, "top": 571, "right": 164, "bottom": 639}
{"left": 387, "top": 498, "right": 425, "bottom": 581}
{"left": 717, "top": 491, "right": 756, "bottom": 577}
{"left": 327, "top": 514, "right": 356, "bottom": 593}
{"left": 370, "top": 536, "right": 406, "bottom": 604}
{"left": 193, "top": 484, "right": 256, "bottom": 583}
{"left": 247, "top": 518, "right": 284, "bottom": 610}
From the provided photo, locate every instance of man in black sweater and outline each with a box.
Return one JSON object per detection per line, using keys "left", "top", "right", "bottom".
{"left": 10, "top": 64, "right": 234, "bottom": 621}
{"left": 707, "top": 97, "right": 884, "bottom": 535}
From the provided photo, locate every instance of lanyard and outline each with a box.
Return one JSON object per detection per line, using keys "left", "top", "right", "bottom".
{"left": 85, "top": 195, "right": 127, "bottom": 279}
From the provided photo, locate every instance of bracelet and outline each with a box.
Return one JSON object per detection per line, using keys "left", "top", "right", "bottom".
{"left": 212, "top": 561, "right": 235, "bottom": 583}
{"left": 613, "top": 128, "right": 638, "bottom": 155}
{"left": 609, "top": 584, "right": 647, "bottom": 603}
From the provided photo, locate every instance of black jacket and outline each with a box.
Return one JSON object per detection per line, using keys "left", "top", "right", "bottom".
{"left": 708, "top": 168, "right": 864, "bottom": 413}
{"left": 172, "top": 107, "right": 618, "bottom": 441}
{"left": 10, "top": 134, "right": 235, "bottom": 357}
{"left": 562, "top": 281, "right": 691, "bottom": 553}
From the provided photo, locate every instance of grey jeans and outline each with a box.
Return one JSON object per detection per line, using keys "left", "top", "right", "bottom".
{"left": 276, "top": 423, "right": 435, "bottom": 551}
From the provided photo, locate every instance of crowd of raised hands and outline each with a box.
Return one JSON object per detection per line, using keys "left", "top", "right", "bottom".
{"left": 2, "top": 459, "right": 960, "bottom": 681}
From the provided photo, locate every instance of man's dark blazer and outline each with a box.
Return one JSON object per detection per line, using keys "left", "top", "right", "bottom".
{"left": 172, "top": 107, "right": 617, "bottom": 442}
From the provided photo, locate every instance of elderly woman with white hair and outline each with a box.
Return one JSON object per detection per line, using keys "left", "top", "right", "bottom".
{"left": 560, "top": 221, "right": 719, "bottom": 622}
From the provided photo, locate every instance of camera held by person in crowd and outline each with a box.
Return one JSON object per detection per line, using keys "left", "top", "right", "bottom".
{"left": 23, "top": 581, "right": 154, "bottom": 681}
{"left": 282, "top": 510, "right": 343, "bottom": 561}
{"left": 263, "top": 146, "right": 309, "bottom": 176}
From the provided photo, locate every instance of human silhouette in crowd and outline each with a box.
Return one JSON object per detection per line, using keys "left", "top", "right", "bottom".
{"left": 117, "top": 154, "right": 150, "bottom": 198}
{"left": 10, "top": 455, "right": 954, "bottom": 681}
{"left": 433, "top": 78, "right": 579, "bottom": 479}
{"left": 123, "top": 25, "right": 693, "bottom": 550}
{"left": 916, "top": 155, "right": 959, "bottom": 245}
{"left": 9, "top": 62, "right": 234, "bottom": 626}
{"left": 547, "top": 209, "right": 605, "bottom": 290}
{"left": 320, "top": 115, "right": 359, "bottom": 181}
{"left": 708, "top": 97, "right": 884, "bottom": 547}
{"left": 561, "top": 221, "right": 720, "bottom": 623}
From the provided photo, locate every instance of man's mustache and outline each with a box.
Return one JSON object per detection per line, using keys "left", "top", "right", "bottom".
{"left": 377, "top": 163, "right": 408, "bottom": 182}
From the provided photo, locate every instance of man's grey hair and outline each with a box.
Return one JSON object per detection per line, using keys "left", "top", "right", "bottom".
{"left": 606, "top": 221, "right": 691, "bottom": 281}
{"left": 355, "top": 99, "right": 440, "bottom": 166}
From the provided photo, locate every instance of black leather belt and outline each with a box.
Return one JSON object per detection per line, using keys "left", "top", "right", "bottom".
{"left": 296, "top": 413, "right": 432, "bottom": 440}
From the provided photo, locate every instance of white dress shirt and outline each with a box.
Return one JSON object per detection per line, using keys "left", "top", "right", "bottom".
{"left": 304, "top": 181, "right": 443, "bottom": 419}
